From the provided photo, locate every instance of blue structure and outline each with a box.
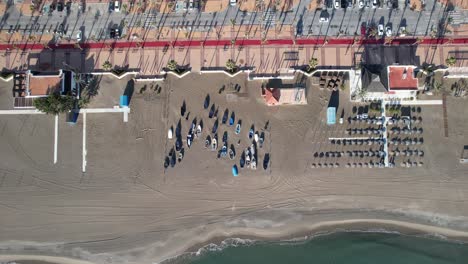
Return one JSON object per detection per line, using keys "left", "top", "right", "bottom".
{"left": 327, "top": 107, "right": 336, "bottom": 125}
{"left": 66, "top": 111, "right": 78, "bottom": 124}
{"left": 232, "top": 165, "right": 239, "bottom": 177}
{"left": 120, "top": 95, "right": 129, "bottom": 107}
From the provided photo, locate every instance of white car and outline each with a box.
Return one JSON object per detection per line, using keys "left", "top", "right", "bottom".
{"left": 230, "top": 0, "right": 237, "bottom": 6}
{"left": 372, "top": 0, "right": 379, "bottom": 8}
{"left": 334, "top": 0, "right": 341, "bottom": 9}
{"left": 386, "top": 26, "right": 392, "bottom": 36}
{"left": 399, "top": 26, "right": 406, "bottom": 36}
{"left": 359, "top": 0, "right": 365, "bottom": 8}
{"left": 76, "top": 31, "right": 82, "bottom": 42}
{"left": 319, "top": 16, "right": 329, "bottom": 23}
{"left": 114, "top": 1, "right": 120, "bottom": 12}
{"left": 378, "top": 24, "right": 384, "bottom": 36}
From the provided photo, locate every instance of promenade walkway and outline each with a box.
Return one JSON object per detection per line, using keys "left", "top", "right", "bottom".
{"left": 1, "top": 37, "right": 467, "bottom": 51}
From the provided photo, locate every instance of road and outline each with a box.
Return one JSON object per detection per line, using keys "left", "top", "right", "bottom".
{"left": 0, "top": 0, "right": 465, "bottom": 43}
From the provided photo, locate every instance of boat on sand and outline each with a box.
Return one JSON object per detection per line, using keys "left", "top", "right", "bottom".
{"left": 211, "top": 138, "right": 217, "bottom": 151}
{"left": 235, "top": 123, "right": 241, "bottom": 135}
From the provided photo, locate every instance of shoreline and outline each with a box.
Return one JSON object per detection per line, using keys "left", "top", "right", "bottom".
{"left": 176, "top": 218, "right": 468, "bottom": 261}
{"left": 3, "top": 217, "right": 468, "bottom": 264}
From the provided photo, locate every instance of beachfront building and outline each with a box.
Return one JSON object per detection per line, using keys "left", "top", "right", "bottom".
{"left": 13, "top": 70, "right": 78, "bottom": 108}
{"left": 358, "top": 65, "right": 424, "bottom": 101}
{"left": 261, "top": 87, "right": 307, "bottom": 106}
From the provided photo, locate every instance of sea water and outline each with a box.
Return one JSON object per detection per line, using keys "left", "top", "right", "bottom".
{"left": 178, "top": 232, "right": 468, "bottom": 264}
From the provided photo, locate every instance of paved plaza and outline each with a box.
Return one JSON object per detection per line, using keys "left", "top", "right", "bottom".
{"left": 0, "top": 43, "right": 466, "bottom": 74}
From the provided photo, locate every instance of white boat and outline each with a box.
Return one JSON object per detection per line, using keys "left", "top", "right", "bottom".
{"left": 235, "top": 123, "right": 241, "bottom": 135}
{"left": 250, "top": 144, "right": 256, "bottom": 157}
{"left": 168, "top": 127, "right": 173, "bottom": 139}
{"left": 187, "top": 134, "right": 193, "bottom": 148}
{"left": 229, "top": 149, "right": 235, "bottom": 160}
{"left": 245, "top": 149, "right": 251, "bottom": 168}
{"left": 254, "top": 132, "right": 259, "bottom": 143}
{"left": 211, "top": 138, "right": 217, "bottom": 151}
{"left": 251, "top": 156, "right": 257, "bottom": 170}
{"left": 196, "top": 125, "right": 202, "bottom": 138}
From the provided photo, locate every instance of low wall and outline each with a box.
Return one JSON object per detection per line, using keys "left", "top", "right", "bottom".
{"left": 160, "top": 70, "right": 191, "bottom": 79}
{"left": 134, "top": 76, "right": 166, "bottom": 82}
{"left": 199, "top": 68, "right": 252, "bottom": 78}
{"left": 91, "top": 71, "right": 139, "bottom": 79}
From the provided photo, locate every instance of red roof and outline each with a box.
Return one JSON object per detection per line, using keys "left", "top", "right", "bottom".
{"left": 262, "top": 88, "right": 280, "bottom": 106}
{"left": 388, "top": 66, "right": 418, "bottom": 90}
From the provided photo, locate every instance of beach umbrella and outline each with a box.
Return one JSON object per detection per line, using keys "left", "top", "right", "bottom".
{"left": 400, "top": 162, "right": 405, "bottom": 167}
{"left": 317, "top": 163, "right": 322, "bottom": 168}
{"left": 345, "top": 163, "right": 350, "bottom": 168}
{"left": 418, "top": 162, "right": 423, "bottom": 167}
{"left": 351, "top": 163, "right": 356, "bottom": 168}
{"left": 334, "top": 163, "right": 339, "bottom": 168}
{"left": 358, "top": 163, "right": 363, "bottom": 168}
{"left": 311, "top": 163, "right": 316, "bottom": 168}
{"left": 368, "top": 163, "right": 373, "bottom": 168}
{"left": 327, "top": 163, "right": 333, "bottom": 168}
{"left": 419, "top": 150, "right": 424, "bottom": 157}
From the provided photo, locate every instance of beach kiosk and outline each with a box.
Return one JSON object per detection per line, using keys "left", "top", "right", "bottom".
{"left": 120, "top": 95, "right": 129, "bottom": 107}
{"left": 327, "top": 107, "right": 336, "bottom": 125}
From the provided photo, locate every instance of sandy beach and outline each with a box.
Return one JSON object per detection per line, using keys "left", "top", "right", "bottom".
{"left": 0, "top": 73, "right": 468, "bottom": 264}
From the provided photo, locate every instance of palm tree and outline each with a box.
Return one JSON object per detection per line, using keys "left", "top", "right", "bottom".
{"left": 230, "top": 19, "right": 236, "bottom": 28}
{"left": 368, "top": 28, "right": 377, "bottom": 38}
{"left": 445, "top": 56, "right": 456, "bottom": 67}
{"left": 167, "top": 60, "right": 178, "bottom": 72}
{"left": 307, "top": 57, "right": 318, "bottom": 71}
{"left": 226, "top": 59, "right": 237, "bottom": 72}
{"left": 102, "top": 61, "right": 112, "bottom": 71}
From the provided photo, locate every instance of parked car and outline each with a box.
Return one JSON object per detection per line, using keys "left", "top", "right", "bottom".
{"left": 372, "top": 0, "right": 379, "bottom": 8}
{"left": 76, "top": 31, "right": 82, "bottom": 42}
{"left": 57, "top": 2, "right": 64, "bottom": 12}
{"left": 334, "top": 0, "right": 341, "bottom": 8}
{"left": 110, "top": 28, "right": 120, "bottom": 39}
{"left": 66, "top": 1, "right": 71, "bottom": 14}
{"left": 378, "top": 24, "right": 384, "bottom": 36}
{"left": 399, "top": 26, "right": 406, "bottom": 36}
{"left": 230, "top": 0, "right": 237, "bottom": 6}
{"left": 114, "top": 1, "right": 120, "bottom": 12}
{"left": 359, "top": 0, "right": 365, "bottom": 8}
{"left": 319, "top": 16, "right": 329, "bottom": 23}
{"left": 386, "top": 26, "right": 392, "bottom": 36}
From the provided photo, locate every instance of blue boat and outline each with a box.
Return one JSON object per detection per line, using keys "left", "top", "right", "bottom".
{"left": 232, "top": 165, "right": 239, "bottom": 177}
{"left": 204, "top": 95, "right": 210, "bottom": 109}
{"left": 222, "top": 109, "right": 229, "bottom": 124}
{"left": 212, "top": 119, "right": 219, "bottom": 134}
{"left": 209, "top": 104, "right": 215, "bottom": 118}
{"left": 229, "top": 112, "right": 235, "bottom": 126}
{"left": 248, "top": 128, "right": 254, "bottom": 139}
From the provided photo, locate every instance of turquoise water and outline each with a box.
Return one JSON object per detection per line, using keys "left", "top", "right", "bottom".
{"left": 183, "top": 232, "right": 468, "bottom": 264}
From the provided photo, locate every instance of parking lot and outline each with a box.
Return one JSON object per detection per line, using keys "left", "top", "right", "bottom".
{"left": 0, "top": 0, "right": 461, "bottom": 45}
